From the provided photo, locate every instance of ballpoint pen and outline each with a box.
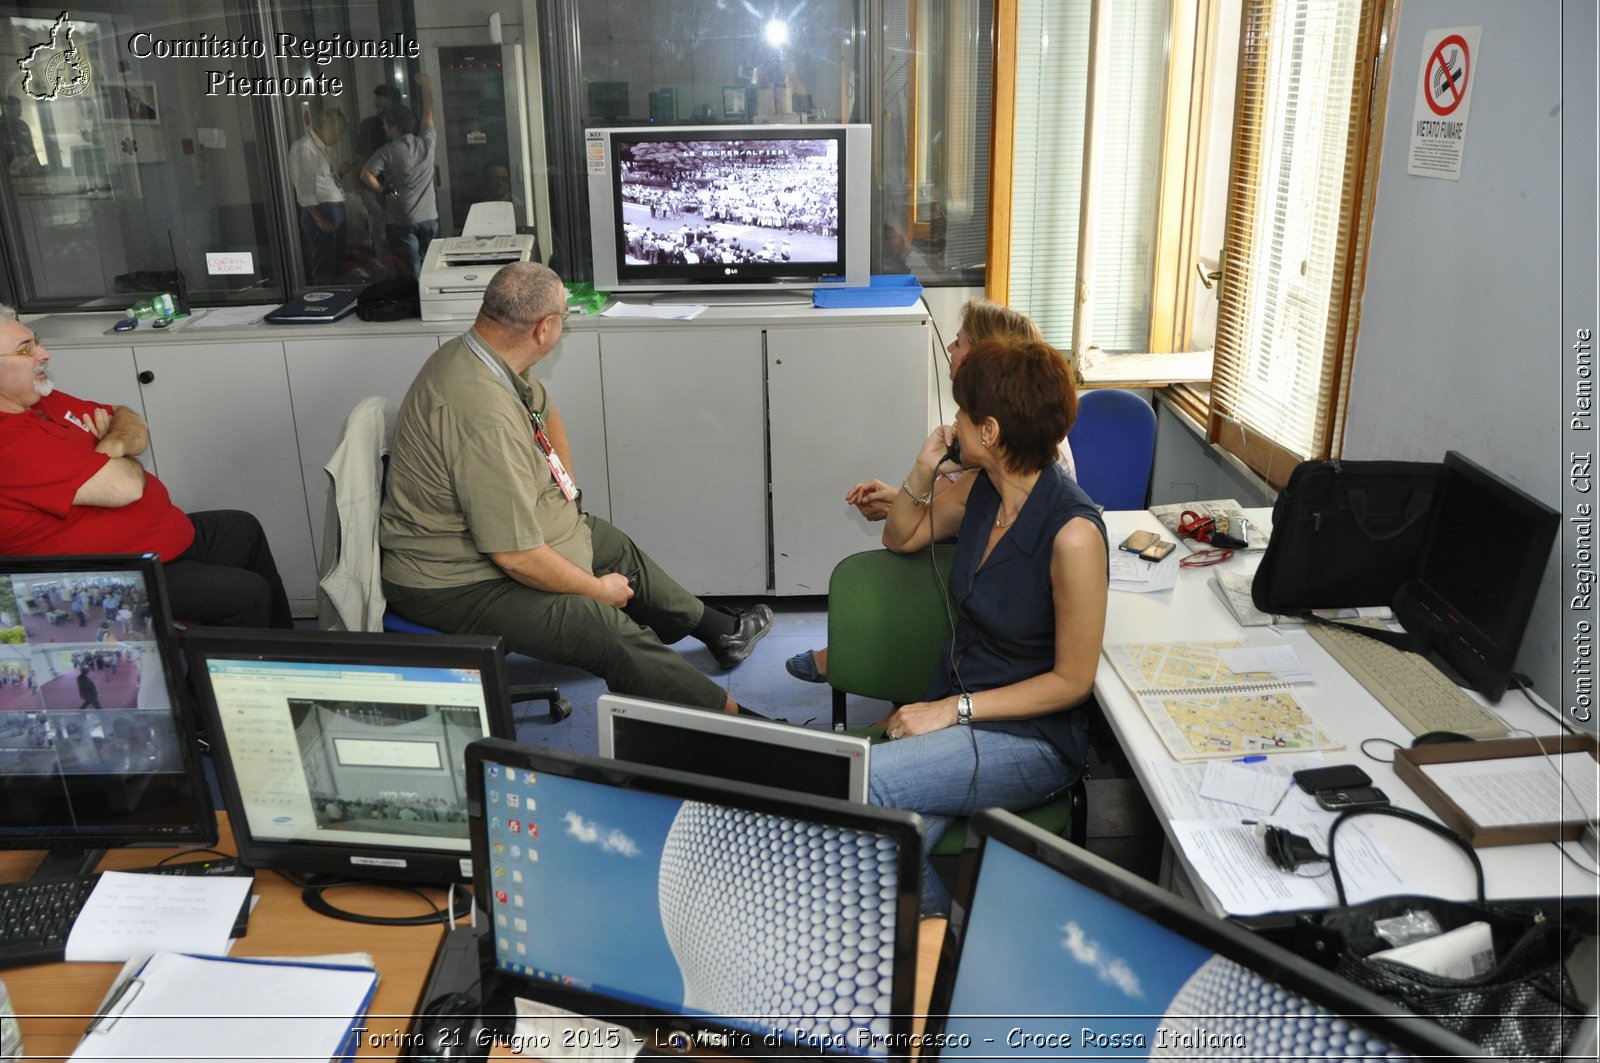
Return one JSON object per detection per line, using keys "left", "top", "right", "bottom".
{"left": 1232, "top": 755, "right": 1267, "bottom": 764}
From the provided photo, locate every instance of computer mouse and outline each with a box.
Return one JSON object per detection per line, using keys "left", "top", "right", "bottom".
{"left": 407, "top": 992, "right": 486, "bottom": 1063}
{"left": 1412, "top": 730, "right": 1475, "bottom": 747}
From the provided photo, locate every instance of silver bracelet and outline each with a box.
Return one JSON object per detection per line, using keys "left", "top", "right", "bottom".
{"left": 901, "top": 478, "right": 933, "bottom": 505}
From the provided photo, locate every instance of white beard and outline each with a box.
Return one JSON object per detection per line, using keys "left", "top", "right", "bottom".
{"left": 32, "top": 373, "right": 53, "bottom": 398}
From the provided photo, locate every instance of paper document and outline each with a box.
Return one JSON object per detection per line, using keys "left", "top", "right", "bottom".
{"left": 1420, "top": 752, "right": 1600, "bottom": 827}
{"left": 1108, "top": 550, "right": 1180, "bottom": 594}
{"left": 1218, "top": 645, "right": 1312, "bottom": 684}
{"left": 601, "top": 301, "right": 707, "bottom": 320}
{"left": 1104, "top": 642, "right": 1342, "bottom": 761}
{"left": 1145, "top": 755, "right": 1325, "bottom": 820}
{"left": 1170, "top": 816, "right": 1417, "bottom": 915}
{"left": 1199, "top": 761, "right": 1298, "bottom": 814}
{"left": 70, "top": 951, "right": 377, "bottom": 1062}
{"left": 514, "top": 997, "right": 644, "bottom": 1060}
{"left": 186, "top": 305, "right": 274, "bottom": 328}
{"left": 66, "top": 870, "right": 252, "bottom": 962}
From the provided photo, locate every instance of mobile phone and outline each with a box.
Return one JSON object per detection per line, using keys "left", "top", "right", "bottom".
{"left": 944, "top": 437, "right": 962, "bottom": 466}
{"left": 1139, "top": 540, "right": 1176, "bottom": 562}
{"left": 1315, "top": 785, "right": 1390, "bottom": 811}
{"left": 1120, "top": 530, "right": 1160, "bottom": 554}
{"left": 1292, "top": 764, "right": 1372, "bottom": 794}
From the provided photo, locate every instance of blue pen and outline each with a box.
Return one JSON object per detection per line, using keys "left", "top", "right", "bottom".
{"left": 1232, "top": 755, "right": 1267, "bottom": 764}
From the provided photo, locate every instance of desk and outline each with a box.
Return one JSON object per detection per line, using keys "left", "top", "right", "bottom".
{"left": 2, "top": 815, "right": 946, "bottom": 1061}
{"left": 1094, "top": 509, "right": 1596, "bottom": 915}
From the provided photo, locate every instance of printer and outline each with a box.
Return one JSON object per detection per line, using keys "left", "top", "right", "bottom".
{"left": 419, "top": 201, "right": 537, "bottom": 321}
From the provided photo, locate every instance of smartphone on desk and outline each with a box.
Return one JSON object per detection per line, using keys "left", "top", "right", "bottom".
{"left": 1292, "top": 764, "right": 1372, "bottom": 794}
{"left": 1119, "top": 531, "right": 1175, "bottom": 561}
{"left": 1315, "top": 785, "right": 1390, "bottom": 811}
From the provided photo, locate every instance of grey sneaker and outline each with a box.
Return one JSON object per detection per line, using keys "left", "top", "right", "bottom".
{"left": 711, "top": 604, "right": 774, "bottom": 669}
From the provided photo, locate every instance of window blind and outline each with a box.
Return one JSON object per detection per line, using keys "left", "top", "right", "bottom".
{"left": 1210, "top": 0, "right": 1383, "bottom": 485}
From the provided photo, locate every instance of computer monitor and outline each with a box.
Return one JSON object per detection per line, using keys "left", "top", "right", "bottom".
{"left": 185, "top": 628, "right": 516, "bottom": 893}
{"left": 596, "top": 693, "right": 872, "bottom": 802}
{"left": 922, "top": 809, "right": 1486, "bottom": 1060}
{"left": 1395, "top": 451, "right": 1559, "bottom": 702}
{"left": 0, "top": 553, "right": 215, "bottom": 878}
{"left": 466, "top": 738, "right": 924, "bottom": 1059}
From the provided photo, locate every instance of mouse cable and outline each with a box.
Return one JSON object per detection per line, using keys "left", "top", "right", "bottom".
{"left": 1511, "top": 673, "right": 1582, "bottom": 735}
{"left": 1358, "top": 736, "right": 1402, "bottom": 764}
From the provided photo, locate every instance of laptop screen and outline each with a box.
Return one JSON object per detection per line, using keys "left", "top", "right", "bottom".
{"left": 924, "top": 810, "right": 1482, "bottom": 1060}
{"left": 468, "top": 739, "right": 923, "bottom": 1058}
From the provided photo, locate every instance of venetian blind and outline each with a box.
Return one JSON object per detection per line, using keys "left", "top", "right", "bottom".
{"left": 1209, "top": 0, "right": 1379, "bottom": 485}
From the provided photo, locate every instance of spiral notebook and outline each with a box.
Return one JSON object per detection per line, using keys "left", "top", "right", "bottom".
{"left": 1103, "top": 641, "right": 1341, "bottom": 762}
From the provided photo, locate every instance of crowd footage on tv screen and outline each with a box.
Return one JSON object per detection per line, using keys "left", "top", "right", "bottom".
{"left": 0, "top": 571, "right": 184, "bottom": 777}
{"left": 288, "top": 697, "right": 479, "bottom": 838}
{"left": 619, "top": 139, "right": 840, "bottom": 268}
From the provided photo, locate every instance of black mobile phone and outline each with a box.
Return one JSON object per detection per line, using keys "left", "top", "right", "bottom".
{"left": 1292, "top": 764, "right": 1372, "bottom": 794}
{"left": 1315, "top": 785, "right": 1390, "bottom": 811}
{"left": 944, "top": 437, "right": 962, "bottom": 466}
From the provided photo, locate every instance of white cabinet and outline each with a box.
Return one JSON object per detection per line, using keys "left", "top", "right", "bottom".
{"left": 131, "top": 343, "right": 317, "bottom": 611}
{"left": 599, "top": 328, "right": 768, "bottom": 595}
{"left": 768, "top": 323, "right": 932, "bottom": 593}
{"left": 284, "top": 335, "right": 442, "bottom": 566}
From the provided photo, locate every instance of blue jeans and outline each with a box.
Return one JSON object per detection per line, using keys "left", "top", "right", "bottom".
{"left": 869, "top": 722, "right": 1082, "bottom": 914}
{"left": 387, "top": 218, "right": 438, "bottom": 276}
{"left": 299, "top": 203, "right": 345, "bottom": 283}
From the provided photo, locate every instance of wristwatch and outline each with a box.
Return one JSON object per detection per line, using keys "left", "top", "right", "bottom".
{"left": 956, "top": 693, "right": 973, "bottom": 726}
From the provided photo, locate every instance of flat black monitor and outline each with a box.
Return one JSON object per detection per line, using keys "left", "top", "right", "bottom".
{"left": 0, "top": 553, "right": 215, "bottom": 878}
{"left": 466, "top": 738, "right": 924, "bottom": 1059}
{"left": 1396, "top": 451, "right": 1559, "bottom": 702}
{"left": 922, "top": 809, "right": 1487, "bottom": 1060}
{"left": 185, "top": 628, "right": 516, "bottom": 892}
{"left": 596, "top": 693, "right": 872, "bottom": 802}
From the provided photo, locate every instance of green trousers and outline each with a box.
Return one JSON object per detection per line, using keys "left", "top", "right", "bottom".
{"left": 383, "top": 515, "right": 727, "bottom": 711}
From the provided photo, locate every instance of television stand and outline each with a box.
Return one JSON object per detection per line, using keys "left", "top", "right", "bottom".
{"left": 30, "top": 846, "right": 107, "bottom": 879}
{"left": 638, "top": 288, "right": 813, "bottom": 307}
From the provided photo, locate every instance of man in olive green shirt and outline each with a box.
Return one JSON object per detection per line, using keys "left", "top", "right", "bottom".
{"left": 380, "top": 262, "right": 770, "bottom": 714}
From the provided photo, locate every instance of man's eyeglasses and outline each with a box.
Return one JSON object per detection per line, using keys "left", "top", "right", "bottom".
{"left": 1, "top": 338, "right": 41, "bottom": 359}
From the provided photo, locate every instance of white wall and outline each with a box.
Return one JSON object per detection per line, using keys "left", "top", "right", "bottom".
{"left": 1343, "top": 2, "right": 1569, "bottom": 705}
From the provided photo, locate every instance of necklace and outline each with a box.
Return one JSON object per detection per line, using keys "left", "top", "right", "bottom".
{"left": 994, "top": 511, "right": 1015, "bottom": 529}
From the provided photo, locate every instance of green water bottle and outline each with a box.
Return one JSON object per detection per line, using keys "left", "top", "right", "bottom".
{"left": 126, "top": 292, "right": 178, "bottom": 321}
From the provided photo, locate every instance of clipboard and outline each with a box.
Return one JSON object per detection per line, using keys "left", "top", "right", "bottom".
{"left": 1393, "top": 733, "right": 1599, "bottom": 847}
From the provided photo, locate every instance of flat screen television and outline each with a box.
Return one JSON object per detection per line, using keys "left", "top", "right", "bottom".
{"left": 185, "top": 628, "right": 516, "bottom": 894}
{"left": 596, "top": 693, "right": 872, "bottom": 802}
{"left": 466, "top": 738, "right": 924, "bottom": 1058}
{"left": 922, "top": 809, "right": 1486, "bottom": 1060}
{"left": 586, "top": 124, "right": 871, "bottom": 297}
{"left": 0, "top": 553, "right": 216, "bottom": 878}
{"left": 1394, "top": 451, "right": 1559, "bottom": 702}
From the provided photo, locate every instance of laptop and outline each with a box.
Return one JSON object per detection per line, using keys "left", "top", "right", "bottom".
{"left": 922, "top": 809, "right": 1488, "bottom": 1060}
{"left": 596, "top": 693, "right": 872, "bottom": 802}
{"left": 462, "top": 738, "right": 924, "bottom": 1059}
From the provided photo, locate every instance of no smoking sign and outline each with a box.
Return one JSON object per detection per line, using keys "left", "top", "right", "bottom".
{"left": 1408, "top": 26, "right": 1482, "bottom": 181}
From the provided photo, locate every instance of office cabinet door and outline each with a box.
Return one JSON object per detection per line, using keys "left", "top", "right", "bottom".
{"left": 132, "top": 342, "right": 318, "bottom": 611}
{"left": 529, "top": 329, "right": 609, "bottom": 523}
{"left": 600, "top": 328, "right": 767, "bottom": 595}
{"left": 284, "top": 335, "right": 441, "bottom": 566}
{"left": 768, "top": 322, "right": 932, "bottom": 593}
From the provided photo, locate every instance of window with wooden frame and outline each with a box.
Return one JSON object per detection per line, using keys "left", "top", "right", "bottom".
{"left": 1207, "top": 0, "right": 1394, "bottom": 486}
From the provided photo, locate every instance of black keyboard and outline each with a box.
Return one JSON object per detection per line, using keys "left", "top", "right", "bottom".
{"left": 0, "top": 874, "right": 100, "bottom": 968}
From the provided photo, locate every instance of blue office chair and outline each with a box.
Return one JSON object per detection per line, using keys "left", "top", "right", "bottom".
{"left": 1067, "top": 388, "right": 1157, "bottom": 510}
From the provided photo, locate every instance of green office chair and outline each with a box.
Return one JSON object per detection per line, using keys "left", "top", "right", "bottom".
{"left": 825, "top": 547, "right": 1086, "bottom": 854}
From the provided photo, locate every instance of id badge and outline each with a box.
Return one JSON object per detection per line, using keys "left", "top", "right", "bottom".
{"left": 546, "top": 449, "right": 579, "bottom": 503}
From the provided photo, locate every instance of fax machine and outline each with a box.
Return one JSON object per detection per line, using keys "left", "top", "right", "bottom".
{"left": 419, "top": 201, "right": 537, "bottom": 321}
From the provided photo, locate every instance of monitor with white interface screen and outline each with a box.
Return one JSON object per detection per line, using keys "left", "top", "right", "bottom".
{"left": 922, "top": 809, "right": 1487, "bottom": 1060}
{"left": 1395, "top": 451, "right": 1559, "bottom": 703}
{"left": 467, "top": 738, "right": 923, "bottom": 1059}
{"left": 0, "top": 553, "right": 215, "bottom": 877}
{"left": 185, "top": 628, "right": 515, "bottom": 889}
{"left": 596, "top": 693, "right": 871, "bottom": 802}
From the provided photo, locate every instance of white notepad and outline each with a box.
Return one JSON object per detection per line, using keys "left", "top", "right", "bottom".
{"left": 70, "top": 951, "right": 378, "bottom": 1063}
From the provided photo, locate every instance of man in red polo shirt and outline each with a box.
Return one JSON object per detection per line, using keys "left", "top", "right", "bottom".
{"left": 0, "top": 307, "right": 291, "bottom": 628}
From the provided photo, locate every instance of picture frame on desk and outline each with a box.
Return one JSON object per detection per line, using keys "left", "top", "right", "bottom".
{"left": 1393, "top": 733, "right": 1599, "bottom": 846}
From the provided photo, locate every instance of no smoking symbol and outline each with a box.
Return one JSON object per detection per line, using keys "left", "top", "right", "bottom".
{"left": 1425, "top": 34, "right": 1470, "bottom": 116}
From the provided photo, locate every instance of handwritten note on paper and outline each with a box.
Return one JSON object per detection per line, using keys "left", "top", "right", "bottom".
{"left": 1199, "top": 761, "right": 1297, "bottom": 814}
{"left": 1146, "top": 755, "right": 1326, "bottom": 820}
{"left": 65, "top": 871, "right": 252, "bottom": 962}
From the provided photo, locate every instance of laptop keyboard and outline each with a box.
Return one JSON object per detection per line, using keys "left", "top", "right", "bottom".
{"left": 0, "top": 874, "right": 100, "bottom": 968}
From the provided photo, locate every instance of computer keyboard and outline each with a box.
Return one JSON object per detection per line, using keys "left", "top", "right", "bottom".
{"left": 1309, "top": 623, "right": 1510, "bottom": 739}
{"left": 0, "top": 874, "right": 99, "bottom": 968}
